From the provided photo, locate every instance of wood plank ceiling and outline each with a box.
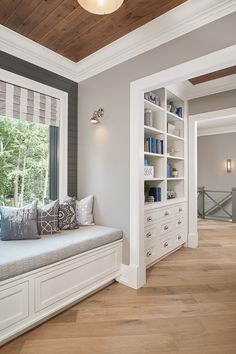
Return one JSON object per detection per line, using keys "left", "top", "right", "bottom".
{"left": 189, "top": 66, "right": 236, "bottom": 85}
{"left": 0, "top": 0, "right": 186, "bottom": 62}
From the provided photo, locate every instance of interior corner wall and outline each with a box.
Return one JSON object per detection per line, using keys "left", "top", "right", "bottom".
{"left": 78, "top": 13, "right": 236, "bottom": 264}
{"left": 0, "top": 51, "right": 78, "bottom": 197}
{"left": 188, "top": 89, "right": 236, "bottom": 115}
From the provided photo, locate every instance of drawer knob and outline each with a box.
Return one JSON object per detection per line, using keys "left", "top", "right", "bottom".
{"left": 164, "top": 225, "right": 169, "bottom": 231}
{"left": 179, "top": 208, "right": 183, "bottom": 212}
{"left": 164, "top": 242, "right": 168, "bottom": 248}
{"left": 146, "top": 250, "right": 152, "bottom": 257}
{"left": 178, "top": 235, "right": 182, "bottom": 240}
{"left": 146, "top": 232, "right": 152, "bottom": 238}
{"left": 178, "top": 220, "right": 182, "bottom": 225}
{"left": 147, "top": 216, "right": 153, "bottom": 222}
{"left": 164, "top": 211, "right": 169, "bottom": 216}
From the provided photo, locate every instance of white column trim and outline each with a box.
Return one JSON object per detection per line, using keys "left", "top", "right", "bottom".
{"left": 125, "top": 46, "right": 236, "bottom": 289}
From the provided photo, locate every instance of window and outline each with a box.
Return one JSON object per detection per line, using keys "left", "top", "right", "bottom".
{"left": 0, "top": 80, "right": 60, "bottom": 207}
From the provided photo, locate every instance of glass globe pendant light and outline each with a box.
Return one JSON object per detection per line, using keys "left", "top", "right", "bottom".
{"left": 78, "top": 0, "right": 124, "bottom": 15}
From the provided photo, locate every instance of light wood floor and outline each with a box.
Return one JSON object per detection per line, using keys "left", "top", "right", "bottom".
{"left": 1, "top": 219, "right": 236, "bottom": 354}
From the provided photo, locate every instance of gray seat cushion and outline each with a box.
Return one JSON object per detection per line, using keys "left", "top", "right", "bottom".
{"left": 0, "top": 225, "right": 123, "bottom": 281}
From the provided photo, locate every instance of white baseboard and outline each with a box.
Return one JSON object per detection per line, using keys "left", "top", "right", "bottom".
{"left": 187, "top": 232, "right": 199, "bottom": 248}
{"left": 116, "top": 264, "right": 145, "bottom": 289}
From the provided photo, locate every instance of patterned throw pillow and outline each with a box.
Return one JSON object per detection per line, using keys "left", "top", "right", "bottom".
{"left": 58, "top": 198, "right": 78, "bottom": 230}
{"left": 0, "top": 201, "right": 40, "bottom": 241}
{"left": 37, "top": 200, "right": 59, "bottom": 235}
{"left": 76, "top": 195, "right": 95, "bottom": 226}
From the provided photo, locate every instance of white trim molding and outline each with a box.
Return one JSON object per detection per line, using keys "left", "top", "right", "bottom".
{"left": 198, "top": 124, "right": 236, "bottom": 136}
{"left": 0, "top": 25, "right": 77, "bottom": 82}
{"left": 128, "top": 46, "right": 236, "bottom": 289}
{"left": 0, "top": 0, "right": 236, "bottom": 82}
{"left": 0, "top": 68, "right": 68, "bottom": 199}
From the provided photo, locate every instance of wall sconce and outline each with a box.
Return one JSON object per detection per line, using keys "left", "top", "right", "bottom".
{"left": 90, "top": 108, "right": 104, "bottom": 124}
{"left": 227, "top": 159, "right": 232, "bottom": 173}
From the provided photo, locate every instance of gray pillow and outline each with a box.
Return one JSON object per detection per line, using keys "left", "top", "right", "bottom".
{"left": 0, "top": 201, "right": 40, "bottom": 241}
{"left": 58, "top": 198, "right": 78, "bottom": 230}
{"left": 37, "top": 200, "right": 59, "bottom": 235}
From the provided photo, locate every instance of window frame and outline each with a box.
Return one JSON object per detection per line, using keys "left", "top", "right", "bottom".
{"left": 0, "top": 68, "right": 68, "bottom": 200}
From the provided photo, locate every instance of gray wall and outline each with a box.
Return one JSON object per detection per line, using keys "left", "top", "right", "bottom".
{"left": 198, "top": 133, "right": 236, "bottom": 190}
{"left": 198, "top": 133, "right": 236, "bottom": 218}
{"left": 189, "top": 89, "right": 236, "bottom": 115}
{"left": 78, "top": 13, "right": 236, "bottom": 263}
{"left": 0, "top": 50, "right": 78, "bottom": 197}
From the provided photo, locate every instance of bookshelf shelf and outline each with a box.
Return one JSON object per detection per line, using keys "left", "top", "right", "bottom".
{"left": 167, "top": 111, "right": 184, "bottom": 122}
{"left": 144, "top": 99, "right": 165, "bottom": 112}
{"left": 144, "top": 125, "right": 164, "bottom": 135}
{"left": 167, "top": 177, "right": 184, "bottom": 181}
{"left": 145, "top": 177, "right": 165, "bottom": 181}
{"left": 167, "top": 155, "right": 184, "bottom": 160}
{"left": 144, "top": 152, "right": 164, "bottom": 157}
{"left": 167, "top": 133, "right": 184, "bottom": 141}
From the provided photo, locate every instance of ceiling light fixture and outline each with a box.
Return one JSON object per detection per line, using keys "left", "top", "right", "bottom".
{"left": 78, "top": 0, "right": 124, "bottom": 15}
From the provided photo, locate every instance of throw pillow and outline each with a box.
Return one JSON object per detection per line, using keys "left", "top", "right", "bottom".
{"left": 37, "top": 200, "right": 59, "bottom": 235}
{"left": 76, "top": 195, "right": 95, "bottom": 226}
{"left": 58, "top": 198, "right": 78, "bottom": 230}
{"left": 0, "top": 201, "right": 40, "bottom": 241}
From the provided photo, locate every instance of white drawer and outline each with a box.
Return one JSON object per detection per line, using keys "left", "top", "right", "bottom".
{"left": 146, "top": 235, "right": 174, "bottom": 266}
{"left": 144, "top": 211, "right": 158, "bottom": 226}
{"left": 174, "top": 232, "right": 187, "bottom": 247}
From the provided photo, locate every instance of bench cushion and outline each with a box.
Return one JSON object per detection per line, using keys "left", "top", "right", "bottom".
{"left": 0, "top": 225, "right": 123, "bottom": 281}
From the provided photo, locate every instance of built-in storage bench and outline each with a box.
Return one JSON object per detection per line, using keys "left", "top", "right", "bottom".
{"left": 0, "top": 226, "right": 122, "bottom": 345}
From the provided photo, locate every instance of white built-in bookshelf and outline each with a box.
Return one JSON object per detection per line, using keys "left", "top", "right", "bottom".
{"left": 144, "top": 88, "right": 186, "bottom": 209}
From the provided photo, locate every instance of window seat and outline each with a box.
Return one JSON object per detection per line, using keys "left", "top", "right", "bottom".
{"left": 0, "top": 225, "right": 123, "bottom": 281}
{"left": 0, "top": 226, "right": 123, "bottom": 345}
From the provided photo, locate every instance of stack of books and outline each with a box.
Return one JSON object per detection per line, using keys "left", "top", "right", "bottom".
{"left": 149, "top": 187, "right": 162, "bottom": 202}
{"left": 144, "top": 137, "right": 164, "bottom": 154}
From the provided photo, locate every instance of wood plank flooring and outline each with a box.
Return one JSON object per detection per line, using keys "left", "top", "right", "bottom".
{"left": 1, "top": 219, "right": 236, "bottom": 354}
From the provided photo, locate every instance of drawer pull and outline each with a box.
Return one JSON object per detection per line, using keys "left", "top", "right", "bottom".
{"left": 178, "top": 220, "right": 182, "bottom": 225}
{"left": 179, "top": 208, "right": 183, "bottom": 212}
{"left": 164, "top": 242, "right": 168, "bottom": 248}
{"left": 146, "top": 232, "right": 152, "bottom": 238}
{"left": 146, "top": 250, "right": 152, "bottom": 257}
{"left": 147, "top": 216, "right": 153, "bottom": 222}
{"left": 164, "top": 225, "right": 169, "bottom": 231}
{"left": 178, "top": 235, "right": 182, "bottom": 240}
{"left": 164, "top": 211, "right": 169, "bottom": 216}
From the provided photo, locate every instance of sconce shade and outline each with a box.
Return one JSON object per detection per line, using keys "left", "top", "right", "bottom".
{"left": 227, "top": 159, "right": 232, "bottom": 173}
{"left": 90, "top": 108, "right": 104, "bottom": 124}
{"left": 90, "top": 115, "right": 99, "bottom": 124}
{"left": 78, "top": 0, "right": 124, "bottom": 15}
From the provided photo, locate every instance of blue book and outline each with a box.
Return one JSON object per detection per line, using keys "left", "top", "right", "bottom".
{"left": 146, "top": 137, "right": 152, "bottom": 152}
{"left": 149, "top": 187, "right": 162, "bottom": 202}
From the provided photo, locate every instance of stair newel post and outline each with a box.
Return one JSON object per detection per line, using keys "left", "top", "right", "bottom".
{"left": 232, "top": 188, "right": 236, "bottom": 223}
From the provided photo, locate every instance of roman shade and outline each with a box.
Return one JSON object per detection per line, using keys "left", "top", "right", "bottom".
{"left": 0, "top": 81, "right": 60, "bottom": 126}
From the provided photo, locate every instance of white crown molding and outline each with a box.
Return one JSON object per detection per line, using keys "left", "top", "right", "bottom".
{"left": 198, "top": 124, "right": 236, "bottom": 136}
{"left": 75, "top": 0, "right": 236, "bottom": 82}
{"left": 0, "top": 25, "right": 77, "bottom": 82}
{"left": 0, "top": 0, "right": 235, "bottom": 83}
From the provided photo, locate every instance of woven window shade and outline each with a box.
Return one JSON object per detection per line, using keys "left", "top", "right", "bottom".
{"left": 0, "top": 81, "right": 60, "bottom": 126}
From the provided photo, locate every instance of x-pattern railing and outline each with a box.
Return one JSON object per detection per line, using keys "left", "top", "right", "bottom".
{"left": 198, "top": 187, "right": 232, "bottom": 220}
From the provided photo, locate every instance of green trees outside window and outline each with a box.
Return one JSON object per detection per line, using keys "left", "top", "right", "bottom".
{"left": 0, "top": 117, "right": 49, "bottom": 207}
